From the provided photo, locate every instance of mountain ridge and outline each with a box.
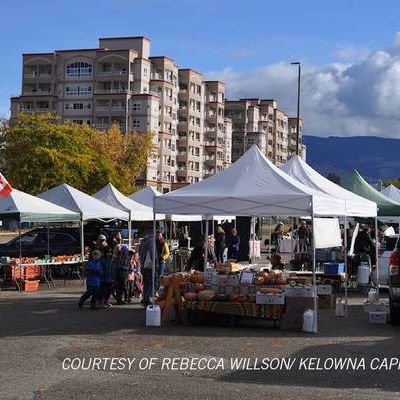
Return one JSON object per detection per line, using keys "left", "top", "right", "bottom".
{"left": 303, "top": 135, "right": 400, "bottom": 183}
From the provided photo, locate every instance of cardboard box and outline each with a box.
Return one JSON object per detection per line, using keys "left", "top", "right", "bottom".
{"left": 284, "top": 286, "right": 316, "bottom": 298}
{"left": 256, "top": 292, "right": 285, "bottom": 305}
{"left": 317, "top": 285, "right": 333, "bottom": 295}
{"left": 369, "top": 311, "right": 388, "bottom": 324}
{"left": 364, "top": 301, "right": 390, "bottom": 313}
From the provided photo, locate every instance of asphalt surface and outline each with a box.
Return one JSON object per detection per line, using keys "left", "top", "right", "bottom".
{"left": 1, "top": 285, "right": 400, "bottom": 400}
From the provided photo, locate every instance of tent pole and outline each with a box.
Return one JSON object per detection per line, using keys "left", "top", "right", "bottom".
{"left": 344, "top": 215, "right": 348, "bottom": 317}
{"left": 204, "top": 218, "right": 209, "bottom": 272}
{"left": 18, "top": 220, "right": 22, "bottom": 292}
{"left": 375, "top": 216, "right": 379, "bottom": 292}
{"left": 151, "top": 212, "right": 156, "bottom": 305}
{"left": 269, "top": 217, "right": 272, "bottom": 258}
{"left": 47, "top": 224, "right": 50, "bottom": 256}
{"left": 80, "top": 216, "right": 84, "bottom": 261}
{"left": 311, "top": 204, "right": 318, "bottom": 333}
{"left": 128, "top": 216, "right": 132, "bottom": 248}
{"left": 252, "top": 217, "right": 256, "bottom": 264}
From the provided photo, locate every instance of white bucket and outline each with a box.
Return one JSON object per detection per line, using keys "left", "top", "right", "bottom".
{"left": 357, "top": 265, "right": 370, "bottom": 285}
{"left": 146, "top": 304, "right": 161, "bottom": 327}
{"left": 302, "top": 309, "right": 317, "bottom": 333}
{"left": 335, "top": 301, "right": 346, "bottom": 317}
{"left": 368, "top": 288, "right": 379, "bottom": 303}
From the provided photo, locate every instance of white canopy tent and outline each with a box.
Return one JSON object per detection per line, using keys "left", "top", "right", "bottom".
{"left": 93, "top": 183, "right": 156, "bottom": 246}
{"left": 281, "top": 155, "right": 377, "bottom": 217}
{"left": 0, "top": 189, "right": 80, "bottom": 277}
{"left": 0, "top": 189, "right": 80, "bottom": 223}
{"left": 129, "top": 186, "right": 235, "bottom": 222}
{"left": 153, "top": 146, "right": 349, "bottom": 331}
{"left": 38, "top": 183, "right": 129, "bottom": 258}
{"left": 381, "top": 185, "right": 400, "bottom": 203}
{"left": 281, "top": 155, "right": 379, "bottom": 313}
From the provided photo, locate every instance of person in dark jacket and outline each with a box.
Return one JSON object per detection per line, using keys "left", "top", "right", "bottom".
{"left": 113, "top": 244, "right": 131, "bottom": 305}
{"left": 79, "top": 250, "right": 102, "bottom": 310}
{"left": 354, "top": 226, "right": 376, "bottom": 265}
{"left": 139, "top": 231, "right": 159, "bottom": 306}
{"left": 228, "top": 228, "right": 240, "bottom": 261}
{"left": 100, "top": 247, "right": 114, "bottom": 308}
{"left": 214, "top": 225, "right": 226, "bottom": 263}
{"left": 187, "top": 235, "right": 216, "bottom": 271}
{"left": 297, "top": 221, "right": 311, "bottom": 252}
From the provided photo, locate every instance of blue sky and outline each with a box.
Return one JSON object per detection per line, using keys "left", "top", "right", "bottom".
{"left": 2, "top": 0, "right": 400, "bottom": 136}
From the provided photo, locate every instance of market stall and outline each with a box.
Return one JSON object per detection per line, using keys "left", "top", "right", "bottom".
{"left": 281, "top": 155, "right": 378, "bottom": 312}
{"left": 152, "top": 145, "right": 349, "bottom": 331}
{"left": 381, "top": 185, "right": 400, "bottom": 203}
{"left": 38, "top": 183, "right": 129, "bottom": 259}
{"left": 0, "top": 188, "right": 80, "bottom": 290}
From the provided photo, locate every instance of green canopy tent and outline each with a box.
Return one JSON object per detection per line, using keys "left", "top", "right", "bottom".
{"left": 342, "top": 170, "right": 400, "bottom": 217}
{"left": 342, "top": 170, "right": 400, "bottom": 288}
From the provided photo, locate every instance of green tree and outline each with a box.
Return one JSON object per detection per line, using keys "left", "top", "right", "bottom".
{"left": 383, "top": 178, "right": 400, "bottom": 190}
{"left": 0, "top": 113, "right": 153, "bottom": 195}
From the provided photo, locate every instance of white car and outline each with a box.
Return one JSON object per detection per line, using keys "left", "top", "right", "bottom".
{"left": 375, "top": 234, "right": 399, "bottom": 286}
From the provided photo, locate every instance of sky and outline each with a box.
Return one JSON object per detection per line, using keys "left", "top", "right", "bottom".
{"left": 2, "top": 0, "right": 400, "bottom": 137}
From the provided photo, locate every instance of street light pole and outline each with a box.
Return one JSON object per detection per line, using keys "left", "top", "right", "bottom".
{"left": 291, "top": 62, "right": 301, "bottom": 155}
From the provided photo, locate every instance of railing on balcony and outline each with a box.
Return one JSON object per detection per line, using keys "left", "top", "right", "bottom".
{"left": 94, "top": 88, "right": 129, "bottom": 94}
{"left": 24, "top": 72, "right": 52, "bottom": 78}
{"left": 97, "top": 70, "right": 128, "bottom": 76}
{"left": 22, "top": 90, "right": 53, "bottom": 96}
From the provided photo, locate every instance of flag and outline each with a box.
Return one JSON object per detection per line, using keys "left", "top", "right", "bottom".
{"left": 0, "top": 173, "right": 12, "bottom": 197}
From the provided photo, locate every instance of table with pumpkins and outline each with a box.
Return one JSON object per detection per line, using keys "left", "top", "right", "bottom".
{"left": 156, "top": 262, "right": 338, "bottom": 328}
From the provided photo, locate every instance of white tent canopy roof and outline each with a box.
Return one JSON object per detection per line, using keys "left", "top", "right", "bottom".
{"left": 93, "top": 183, "right": 155, "bottom": 221}
{"left": 381, "top": 185, "right": 400, "bottom": 203}
{"left": 0, "top": 189, "right": 80, "bottom": 223}
{"left": 281, "top": 155, "right": 377, "bottom": 217}
{"left": 38, "top": 183, "right": 129, "bottom": 221}
{"left": 131, "top": 186, "right": 235, "bottom": 221}
{"left": 154, "top": 145, "right": 346, "bottom": 217}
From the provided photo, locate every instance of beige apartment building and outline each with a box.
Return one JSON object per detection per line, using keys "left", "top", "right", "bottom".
{"left": 10, "top": 36, "right": 304, "bottom": 190}
{"left": 10, "top": 36, "right": 233, "bottom": 192}
{"left": 225, "top": 98, "right": 305, "bottom": 167}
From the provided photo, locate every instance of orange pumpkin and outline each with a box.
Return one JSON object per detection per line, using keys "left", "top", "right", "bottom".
{"left": 184, "top": 292, "right": 198, "bottom": 301}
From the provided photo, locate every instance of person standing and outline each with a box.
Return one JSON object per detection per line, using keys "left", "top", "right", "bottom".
{"left": 139, "top": 229, "right": 158, "bottom": 307}
{"left": 214, "top": 225, "right": 226, "bottom": 263}
{"left": 228, "top": 228, "right": 240, "bottom": 261}
{"left": 297, "top": 221, "right": 311, "bottom": 253}
{"left": 186, "top": 235, "right": 216, "bottom": 271}
{"left": 113, "top": 244, "right": 131, "bottom": 305}
{"left": 100, "top": 247, "right": 114, "bottom": 308}
{"left": 79, "top": 250, "right": 102, "bottom": 310}
{"left": 274, "top": 222, "right": 284, "bottom": 252}
{"left": 156, "top": 232, "right": 170, "bottom": 278}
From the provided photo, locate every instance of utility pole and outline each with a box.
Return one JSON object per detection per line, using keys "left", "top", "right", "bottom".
{"left": 290, "top": 62, "right": 301, "bottom": 155}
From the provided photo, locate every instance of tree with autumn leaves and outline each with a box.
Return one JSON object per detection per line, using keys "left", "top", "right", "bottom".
{"left": 0, "top": 113, "right": 153, "bottom": 195}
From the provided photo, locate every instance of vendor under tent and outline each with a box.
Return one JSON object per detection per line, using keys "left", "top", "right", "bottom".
{"left": 153, "top": 145, "right": 348, "bottom": 332}
{"left": 37, "top": 183, "right": 129, "bottom": 258}
{"left": 281, "top": 156, "right": 378, "bottom": 314}
{"left": 0, "top": 189, "right": 80, "bottom": 289}
{"left": 93, "top": 183, "right": 156, "bottom": 247}
{"left": 381, "top": 184, "right": 400, "bottom": 203}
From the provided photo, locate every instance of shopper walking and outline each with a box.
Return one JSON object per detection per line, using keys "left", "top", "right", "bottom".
{"left": 228, "top": 228, "right": 240, "bottom": 261}
{"left": 79, "top": 250, "right": 102, "bottom": 310}
{"left": 297, "top": 221, "right": 311, "bottom": 253}
{"left": 100, "top": 247, "right": 114, "bottom": 308}
{"left": 214, "top": 225, "right": 226, "bottom": 263}
{"left": 113, "top": 244, "right": 131, "bottom": 305}
{"left": 156, "top": 232, "right": 170, "bottom": 277}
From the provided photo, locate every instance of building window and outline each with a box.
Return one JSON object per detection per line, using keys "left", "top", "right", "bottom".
{"left": 65, "top": 85, "right": 92, "bottom": 96}
{"left": 65, "top": 61, "right": 92, "bottom": 77}
{"left": 132, "top": 119, "right": 141, "bottom": 128}
{"left": 132, "top": 103, "right": 141, "bottom": 111}
{"left": 143, "top": 68, "right": 148, "bottom": 77}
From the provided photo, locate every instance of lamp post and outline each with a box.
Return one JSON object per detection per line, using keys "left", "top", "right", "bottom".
{"left": 290, "top": 62, "right": 301, "bottom": 155}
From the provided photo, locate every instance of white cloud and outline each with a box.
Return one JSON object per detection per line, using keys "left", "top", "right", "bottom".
{"left": 206, "top": 33, "right": 400, "bottom": 138}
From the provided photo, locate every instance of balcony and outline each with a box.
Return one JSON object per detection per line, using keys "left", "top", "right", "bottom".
{"left": 97, "top": 70, "right": 128, "bottom": 76}
{"left": 24, "top": 72, "right": 52, "bottom": 78}
{"left": 21, "top": 89, "right": 53, "bottom": 96}
{"left": 94, "top": 88, "right": 129, "bottom": 94}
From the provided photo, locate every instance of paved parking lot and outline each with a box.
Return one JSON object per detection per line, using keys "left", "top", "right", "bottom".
{"left": 0, "top": 287, "right": 400, "bottom": 400}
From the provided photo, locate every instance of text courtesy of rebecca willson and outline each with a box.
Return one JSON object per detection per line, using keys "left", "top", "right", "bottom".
{"left": 61, "top": 357, "right": 400, "bottom": 372}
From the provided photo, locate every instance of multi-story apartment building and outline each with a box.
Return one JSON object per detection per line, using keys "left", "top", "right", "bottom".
{"left": 203, "top": 81, "right": 231, "bottom": 178}
{"left": 225, "top": 98, "right": 305, "bottom": 166}
{"left": 288, "top": 117, "right": 306, "bottom": 159}
{"left": 10, "top": 36, "right": 233, "bottom": 193}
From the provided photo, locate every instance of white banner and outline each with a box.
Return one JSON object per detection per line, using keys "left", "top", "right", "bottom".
{"left": 314, "top": 218, "right": 342, "bottom": 249}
